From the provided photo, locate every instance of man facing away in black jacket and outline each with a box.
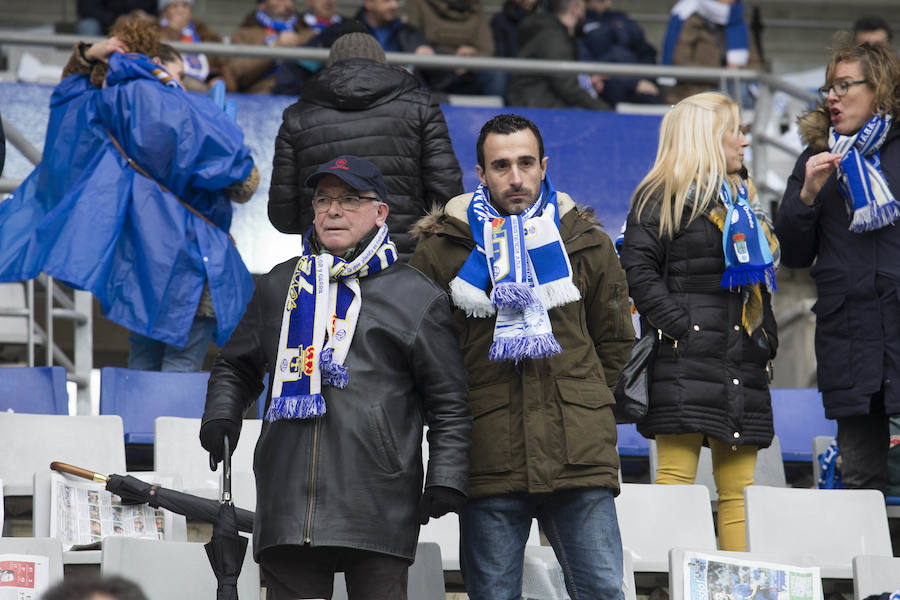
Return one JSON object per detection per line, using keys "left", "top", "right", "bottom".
{"left": 201, "top": 156, "right": 471, "bottom": 600}
{"left": 268, "top": 31, "right": 463, "bottom": 261}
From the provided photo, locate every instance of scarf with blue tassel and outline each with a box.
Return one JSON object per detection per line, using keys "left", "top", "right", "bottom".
{"left": 267, "top": 225, "right": 398, "bottom": 421}
{"left": 449, "top": 177, "right": 580, "bottom": 361}
{"left": 830, "top": 113, "right": 899, "bottom": 232}
{"left": 706, "top": 178, "right": 778, "bottom": 334}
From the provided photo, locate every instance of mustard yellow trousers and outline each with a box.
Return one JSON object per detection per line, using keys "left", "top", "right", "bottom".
{"left": 654, "top": 433, "right": 758, "bottom": 551}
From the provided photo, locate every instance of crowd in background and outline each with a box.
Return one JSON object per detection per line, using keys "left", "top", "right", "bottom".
{"left": 71, "top": 0, "right": 894, "bottom": 108}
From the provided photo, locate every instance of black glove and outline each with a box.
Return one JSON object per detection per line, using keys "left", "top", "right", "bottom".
{"left": 418, "top": 486, "right": 466, "bottom": 525}
{"left": 199, "top": 418, "right": 240, "bottom": 471}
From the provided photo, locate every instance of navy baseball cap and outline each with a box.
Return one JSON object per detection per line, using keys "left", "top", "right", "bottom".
{"left": 305, "top": 156, "right": 389, "bottom": 203}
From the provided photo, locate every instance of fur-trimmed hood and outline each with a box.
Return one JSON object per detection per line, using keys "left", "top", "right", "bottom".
{"left": 797, "top": 106, "right": 832, "bottom": 153}
{"left": 412, "top": 190, "right": 598, "bottom": 240}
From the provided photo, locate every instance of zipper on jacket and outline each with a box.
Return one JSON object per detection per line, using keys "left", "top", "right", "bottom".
{"left": 304, "top": 419, "right": 320, "bottom": 544}
{"left": 576, "top": 258, "right": 587, "bottom": 336}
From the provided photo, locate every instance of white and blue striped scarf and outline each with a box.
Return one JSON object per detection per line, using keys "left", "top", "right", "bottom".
{"left": 830, "top": 114, "right": 898, "bottom": 232}
{"left": 449, "top": 178, "right": 580, "bottom": 361}
{"left": 267, "top": 225, "right": 398, "bottom": 421}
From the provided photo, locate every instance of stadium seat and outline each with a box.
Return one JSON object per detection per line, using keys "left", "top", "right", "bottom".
{"left": 616, "top": 423, "right": 649, "bottom": 458}
{"left": 852, "top": 555, "right": 900, "bottom": 600}
{"left": 32, "top": 469, "right": 188, "bottom": 566}
{"left": 615, "top": 484, "right": 717, "bottom": 573}
{"left": 154, "top": 416, "right": 262, "bottom": 499}
{"left": 744, "top": 485, "right": 893, "bottom": 578}
{"left": 101, "top": 536, "right": 259, "bottom": 600}
{"left": 648, "top": 435, "right": 787, "bottom": 508}
{"left": 0, "top": 366, "right": 68, "bottom": 414}
{"left": 667, "top": 547, "right": 824, "bottom": 600}
{"left": 770, "top": 388, "right": 837, "bottom": 462}
{"left": 0, "top": 537, "right": 65, "bottom": 591}
{"left": 0, "top": 413, "right": 126, "bottom": 497}
{"left": 333, "top": 542, "right": 445, "bottom": 600}
{"left": 99, "top": 367, "right": 211, "bottom": 445}
{"left": 520, "top": 544, "right": 637, "bottom": 600}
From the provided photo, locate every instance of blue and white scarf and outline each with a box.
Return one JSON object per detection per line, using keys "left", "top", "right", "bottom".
{"left": 267, "top": 225, "right": 398, "bottom": 421}
{"left": 830, "top": 113, "right": 899, "bottom": 233}
{"left": 161, "top": 20, "right": 210, "bottom": 82}
{"left": 449, "top": 178, "right": 580, "bottom": 361}
{"left": 719, "top": 180, "right": 776, "bottom": 291}
{"left": 255, "top": 9, "right": 299, "bottom": 45}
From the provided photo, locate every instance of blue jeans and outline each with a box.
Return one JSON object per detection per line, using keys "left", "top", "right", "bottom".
{"left": 459, "top": 487, "right": 624, "bottom": 600}
{"left": 127, "top": 317, "right": 215, "bottom": 372}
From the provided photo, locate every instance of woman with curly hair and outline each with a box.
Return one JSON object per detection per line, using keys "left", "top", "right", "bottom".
{"left": 775, "top": 41, "right": 900, "bottom": 492}
{"left": 620, "top": 91, "right": 779, "bottom": 551}
{"left": 0, "top": 16, "right": 259, "bottom": 372}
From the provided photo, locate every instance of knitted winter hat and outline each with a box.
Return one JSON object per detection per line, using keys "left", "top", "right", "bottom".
{"left": 326, "top": 32, "right": 386, "bottom": 67}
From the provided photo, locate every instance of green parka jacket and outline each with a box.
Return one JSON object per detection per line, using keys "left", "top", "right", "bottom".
{"left": 410, "top": 191, "right": 634, "bottom": 499}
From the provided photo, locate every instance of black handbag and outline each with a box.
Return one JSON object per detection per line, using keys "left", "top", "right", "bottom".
{"left": 613, "top": 330, "right": 658, "bottom": 424}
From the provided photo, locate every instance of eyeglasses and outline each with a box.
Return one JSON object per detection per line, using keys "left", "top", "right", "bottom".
{"left": 817, "top": 80, "right": 868, "bottom": 98}
{"left": 311, "top": 194, "right": 379, "bottom": 213}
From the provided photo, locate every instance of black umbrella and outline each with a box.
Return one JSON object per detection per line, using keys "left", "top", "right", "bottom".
{"left": 204, "top": 437, "right": 249, "bottom": 600}
{"left": 50, "top": 461, "right": 255, "bottom": 532}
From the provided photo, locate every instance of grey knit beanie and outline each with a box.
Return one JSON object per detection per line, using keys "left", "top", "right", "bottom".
{"left": 326, "top": 32, "right": 387, "bottom": 68}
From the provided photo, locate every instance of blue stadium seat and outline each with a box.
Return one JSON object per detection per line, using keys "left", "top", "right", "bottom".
{"left": 617, "top": 423, "right": 649, "bottom": 458}
{"left": 99, "top": 367, "right": 210, "bottom": 445}
{"left": 0, "top": 366, "right": 68, "bottom": 414}
{"left": 770, "top": 388, "right": 837, "bottom": 462}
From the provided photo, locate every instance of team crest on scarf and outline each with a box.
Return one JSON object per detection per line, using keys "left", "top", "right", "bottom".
{"left": 719, "top": 180, "right": 776, "bottom": 291}
{"left": 449, "top": 177, "right": 580, "bottom": 361}
{"left": 267, "top": 225, "right": 397, "bottom": 421}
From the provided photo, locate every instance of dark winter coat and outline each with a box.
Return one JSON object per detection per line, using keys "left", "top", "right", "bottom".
{"left": 490, "top": 0, "right": 534, "bottom": 58}
{"left": 354, "top": 8, "right": 429, "bottom": 53}
{"left": 268, "top": 59, "right": 463, "bottom": 261}
{"left": 202, "top": 253, "right": 471, "bottom": 561}
{"left": 775, "top": 109, "right": 900, "bottom": 419}
{"left": 621, "top": 192, "right": 777, "bottom": 447}
{"left": 506, "top": 13, "right": 608, "bottom": 110}
{"left": 410, "top": 192, "right": 634, "bottom": 499}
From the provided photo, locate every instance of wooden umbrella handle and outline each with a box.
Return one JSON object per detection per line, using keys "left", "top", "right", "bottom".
{"left": 50, "top": 462, "right": 108, "bottom": 483}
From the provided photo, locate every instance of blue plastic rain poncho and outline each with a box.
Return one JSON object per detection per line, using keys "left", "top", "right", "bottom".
{"left": 0, "top": 53, "right": 255, "bottom": 347}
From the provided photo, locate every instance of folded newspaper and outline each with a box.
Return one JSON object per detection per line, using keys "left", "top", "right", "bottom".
{"left": 0, "top": 554, "right": 49, "bottom": 600}
{"left": 683, "top": 551, "right": 822, "bottom": 600}
{"left": 49, "top": 471, "right": 175, "bottom": 551}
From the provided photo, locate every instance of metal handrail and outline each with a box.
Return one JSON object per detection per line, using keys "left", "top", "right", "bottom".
{"left": 0, "top": 30, "right": 762, "bottom": 80}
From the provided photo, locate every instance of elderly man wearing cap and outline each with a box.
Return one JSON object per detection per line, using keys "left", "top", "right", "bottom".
{"left": 200, "top": 156, "right": 471, "bottom": 599}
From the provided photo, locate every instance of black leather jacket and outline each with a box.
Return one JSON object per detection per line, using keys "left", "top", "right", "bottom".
{"left": 202, "top": 253, "right": 471, "bottom": 561}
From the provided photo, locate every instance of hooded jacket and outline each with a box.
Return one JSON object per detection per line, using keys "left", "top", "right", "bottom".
{"left": 409, "top": 191, "right": 633, "bottom": 498}
{"left": 268, "top": 59, "right": 463, "bottom": 261}
{"left": 620, "top": 189, "right": 778, "bottom": 446}
{"left": 202, "top": 251, "right": 471, "bottom": 561}
{"left": 506, "top": 12, "right": 608, "bottom": 110}
{"left": 0, "top": 53, "right": 256, "bottom": 347}
{"left": 775, "top": 108, "right": 900, "bottom": 418}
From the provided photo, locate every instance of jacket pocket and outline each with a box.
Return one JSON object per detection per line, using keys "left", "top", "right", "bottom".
{"left": 468, "top": 382, "right": 511, "bottom": 475}
{"left": 811, "top": 293, "right": 852, "bottom": 391}
{"left": 556, "top": 377, "right": 616, "bottom": 465}
{"left": 368, "top": 405, "right": 403, "bottom": 475}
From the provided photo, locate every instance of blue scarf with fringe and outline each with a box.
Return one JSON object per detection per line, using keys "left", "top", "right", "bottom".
{"left": 256, "top": 9, "right": 299, "bottom": 45}
{"left": 830, "top": 113, "right": 899, "bottom": 233}
{"left": 449, "top": 178, "right": 580, "bottom": 361}
{"left": 267, "top": 225, "right": 398, "bottom": 421}
{"left": 720, "top": 181, "right": 776, "bottom": 291}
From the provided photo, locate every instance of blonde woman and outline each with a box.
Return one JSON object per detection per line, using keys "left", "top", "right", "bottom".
{"left": 619, "top": 91, "right": 779, "bottom": 551}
